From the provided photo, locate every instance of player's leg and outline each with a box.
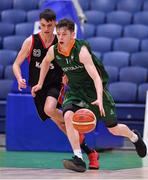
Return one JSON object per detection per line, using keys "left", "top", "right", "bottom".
{"left": 62, "top": 110, "right": 86, "bottom": 172}
{"left": 79, "top": 133, "right": 99, "bottom": 169}
{"left": 103, "top": 89, "right": 147, "bottom": 158}
{"left": 35, "top": 86, "right": 99, "bottom": 168}
{"left": 45, "top": 97, "right": 97, "bottom": 170}
{"left": 108, "top": 124, "right": 147, "bottom": 158}
{"left": 33, "top": 86, "right": 66, "bottom": 134}
{"left": 43, "top": 86, "right": 67, "bottom": 134}
{"left": 44, "top": 96, "right": 66, "bottom": 134}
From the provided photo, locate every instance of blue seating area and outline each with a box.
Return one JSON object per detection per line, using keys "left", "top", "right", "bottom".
{"left": 106, "top": 11, "right": 132, "bottom": 26}
{"left": 96, "top": 24, "right": 122, "bottom": 39}
{"left": 13, "top": 0, "right": 39, "bottom": 11}
{"left": 131, "top": 52, "right": 148, "bottom": 68}
{"left": 85, "top": 10, "right": 105, "bottom": 25}
{"left": 141, "top": 39, "right": 148, "bottom": 51}
{"left": 0, "top": 23, "right": 15, "bottom": 37}
{"left": 0, "top": 0, "right": 40, "bottom": 134}
{"left": 0, "top": 0, "right": 13, "bottom": 11}
{"left": 0, "top": 0, "right": 148, "bottom": 151}
{"left": 103, "top": 51, "right": 130, "bottom": 68}
{"left": 104, "top": 66, "right": 119, "bottom": 83}
{"left": 109, "top": 82, "right": 137, "bottom": 103}
{"left": 1, "top": 10, "right": 26, "bottom": 24}
{"left": 119, "top": 67, "right": 147, "bottom": 85}
{"left": 26, "top": 10, "right": 41, "bottom": 22}
{"left": 83, "top": 23, "right": 96, "bottom": 39}
{"left": 113, "top": 37, "right": 140, "bottom": 53}
{"left": 90, "top": 0, "right": 116, "bottom": 12}
{"left": 123, "top": 24, "right": 148, "bottom": 39}
{"left": 138, "top": 83, "right": 148, "bottom": 103}
{"left": 116, "top": 0, "right": 142, "bottom": 13}
{"left": 15, "top": 23, "right": 34, "bottom": 36}
{"left": 134, "top": 12, "right": 148, "bottom": 25}
{"left": 87, "top": 37, "right": 112, "bottom": 52}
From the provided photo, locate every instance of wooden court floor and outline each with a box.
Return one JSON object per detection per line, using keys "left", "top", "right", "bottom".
{"left": 0, "top": 149, "right": 148, "bottom": 179}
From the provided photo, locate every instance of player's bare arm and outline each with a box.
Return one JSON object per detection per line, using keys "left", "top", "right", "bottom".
{"left": 79, "top": 46, "right": 105, "bottom": 117}
{"left": 13, "top": 36, "right": 32, "bottom": 91}
{"left": 31, "top": 45, "right": 55, "bottom": 97}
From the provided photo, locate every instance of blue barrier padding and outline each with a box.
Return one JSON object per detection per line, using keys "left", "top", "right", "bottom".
{"left": 116, "top": 103, "right": 145, "bottom": 121}
{"left": 6, "top": 93, "right": 71, "bottom": 152}
{"left": 94, "top": 122, "right": 123, "bottom": 149}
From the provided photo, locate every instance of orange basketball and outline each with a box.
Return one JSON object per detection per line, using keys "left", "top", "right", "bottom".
{"left": 72, "top": 108, "right": 96, "bottom": 133}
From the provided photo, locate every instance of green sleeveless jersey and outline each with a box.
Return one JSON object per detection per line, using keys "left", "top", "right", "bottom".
{"left": 54, "top": 39, "right": 109, "bottom": 90}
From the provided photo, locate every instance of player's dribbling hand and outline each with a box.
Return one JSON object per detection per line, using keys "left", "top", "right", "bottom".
{"left": 91, "top": 99, "right": 106, "bottom": 117}
{"left": 18, "top": 78, "right": 27, "bottom": 91}
{"left": 31, "top": 84, "right": 42, "bottom": 97}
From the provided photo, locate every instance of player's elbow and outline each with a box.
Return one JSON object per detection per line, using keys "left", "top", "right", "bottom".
{"left": 12, "top": 62, "right": 18, "bottom": 73}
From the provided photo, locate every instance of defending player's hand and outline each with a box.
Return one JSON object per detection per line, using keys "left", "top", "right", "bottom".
{"left": 31, "top": 84, "right": 42, "bottom": 97}
{"left": 91, "top": 99, "right": 105, "bottom": 117}
{"left": 18, "top": 78, "right": 27, "bottom": 91}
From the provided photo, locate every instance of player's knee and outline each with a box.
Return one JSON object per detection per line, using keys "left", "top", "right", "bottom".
{"left": 44, "top": 106, "right": 56, "bottom": 117}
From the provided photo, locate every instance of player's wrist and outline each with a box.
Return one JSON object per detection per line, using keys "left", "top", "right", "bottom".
{"left": 37, "top": 82, "right": 43, "bottom": 89}
{"left": 17, "top": 77, "right": 23, "bottom": 82}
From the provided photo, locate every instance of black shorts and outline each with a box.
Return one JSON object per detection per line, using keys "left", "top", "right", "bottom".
{"left": 33, "top": 85, "right": 61, "bottom": 121}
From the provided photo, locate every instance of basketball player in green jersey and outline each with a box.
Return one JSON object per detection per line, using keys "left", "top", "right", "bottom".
{"left": 13, "top": 9, "right": 99, "bottom": 170}
{"left": 32, "top": 18, "right": 147, "bottom": 172}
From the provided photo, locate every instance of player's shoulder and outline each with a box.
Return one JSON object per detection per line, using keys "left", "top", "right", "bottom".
{"left": 75, "top": 39, "right": 89, "bottom": 48}
{"left": 23, "top": 35, "right": 32, "bottom": 46}
{"left": 75, "top": 39, "right": 90, "bottom": 53}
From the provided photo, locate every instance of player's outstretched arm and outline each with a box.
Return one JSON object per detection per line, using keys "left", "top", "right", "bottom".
{"left": 31, "top": 46, "right": 55, "bottom": 97}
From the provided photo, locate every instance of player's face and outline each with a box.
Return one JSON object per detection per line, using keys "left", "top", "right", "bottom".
{"left": 56, "top": 27, "right": 75, "bottom": 47}
{"left": 40, "top": 18, "right": 55, "bottom": 35}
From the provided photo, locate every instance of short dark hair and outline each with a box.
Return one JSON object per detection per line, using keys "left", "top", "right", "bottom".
{"left": 39, "top": 9, "right": 56, "bottom": 21}
{"left": 56, "top": 18, "right": 75, "bottom": 32}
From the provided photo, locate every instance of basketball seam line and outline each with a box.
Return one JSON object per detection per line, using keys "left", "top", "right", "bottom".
{"left": 72, "top": 121, "right": 96, "bottom": 125}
